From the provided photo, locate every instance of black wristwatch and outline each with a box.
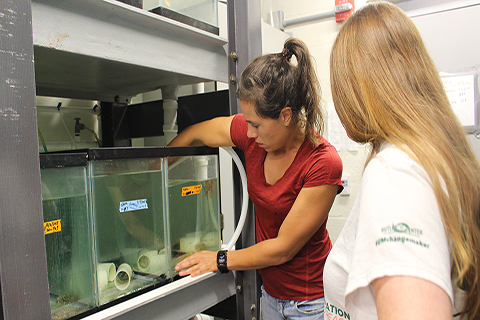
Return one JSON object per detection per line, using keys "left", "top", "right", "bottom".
{"left": 217, "top": 250, "right": 229, "bottom": 274}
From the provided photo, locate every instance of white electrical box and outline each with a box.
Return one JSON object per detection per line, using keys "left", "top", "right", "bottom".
{"left": 340, "top": 174, "right": 350, "bottom": 196}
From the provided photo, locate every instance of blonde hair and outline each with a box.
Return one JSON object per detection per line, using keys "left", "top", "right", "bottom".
{"left": 331, "top": 2, "right": 480, "bottom": 318}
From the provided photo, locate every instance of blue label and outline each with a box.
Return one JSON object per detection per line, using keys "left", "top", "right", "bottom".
{"left": 119, "top": 199, "right": 148, "bottom": 213}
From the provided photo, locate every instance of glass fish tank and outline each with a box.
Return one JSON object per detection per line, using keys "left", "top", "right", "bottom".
{"left": 88, "top": 146, "right": 221, "bottom": 306}
{"left": 88, "top": 148, "right": 168, "bottom": 306}
{"left": 40, "top": 152, "right": 96, "bottom": 320}
{"left": 147, "top": 0, "right": 219, "bottom": 33}
{"left": 39, "top": 146, "right": 221, "bottom": 315}
{"left": 161, "top": 0, "right": 218, "bottom": 27}
{"left": 165, "top": 147, "right": 222, "bottom": 277}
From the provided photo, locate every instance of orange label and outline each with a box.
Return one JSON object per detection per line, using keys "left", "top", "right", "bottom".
{"left": 182, "top": 184, "right": 202, "bottom": 196}
{"left": 44, "top": 219, "right": 61, "bottom": 235}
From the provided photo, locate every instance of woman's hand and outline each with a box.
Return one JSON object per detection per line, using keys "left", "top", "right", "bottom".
{"left": 175, "top": 185, "right": 339, "bottom": 277}
{"left": 175, "top": 250, "right": 218, "bottom": 277}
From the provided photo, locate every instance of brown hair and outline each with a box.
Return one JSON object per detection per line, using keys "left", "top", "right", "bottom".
{"left": 237, "top": 38, "right": 323, "bottom": 145}
{"left": 331, "top": 2, "right": 480, "bottom": 318}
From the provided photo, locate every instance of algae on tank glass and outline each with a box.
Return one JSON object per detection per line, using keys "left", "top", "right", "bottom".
{"left": 90, "top": 158, "right": 167, "bottom": 305}
{"left": 167, "top": 155, "right": 221, "bottom": 275}
{"left": 41, "top": 165, "right": 95, "bottom": 320}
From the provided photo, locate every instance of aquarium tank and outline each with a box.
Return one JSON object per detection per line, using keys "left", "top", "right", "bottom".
{"left": 40, "top": 152, "right": 96, "bottom": 320}
{"left": 88, "top": 148, "right": 167, "bottom": 306}
{"left": 40, "top": 146, "right": 222, "bottom": 315}
{"left": 148, "top": 0, "right": 219, "bottom": 30}
{"left": 166, "top": 149, "right": 221, "bottom": 277}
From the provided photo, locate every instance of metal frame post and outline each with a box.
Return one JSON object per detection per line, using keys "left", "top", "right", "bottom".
{"left": 0, "top": 1, "right": 51, "bottom": 319}
{"left": 227, "top": 0, "right": 262, "bottom": 319}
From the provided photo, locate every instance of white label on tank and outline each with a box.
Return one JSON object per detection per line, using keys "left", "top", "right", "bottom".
{"left": 119, "top": 199, "right": 148, "bottom": 212}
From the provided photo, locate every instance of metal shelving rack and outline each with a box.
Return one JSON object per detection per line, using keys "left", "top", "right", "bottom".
{"left": 0, "top": 0, "right": 262, "bottom": 318}
{"left": 31, "top": 0, "right": 228, "bottom": 101}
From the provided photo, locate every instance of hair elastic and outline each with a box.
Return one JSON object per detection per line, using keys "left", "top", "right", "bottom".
{"left": 281, "top": 48, "right": 293, "bottom": 62}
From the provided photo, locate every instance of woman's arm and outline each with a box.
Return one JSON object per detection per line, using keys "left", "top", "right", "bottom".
{"left": 168, "top": 115, "right": 236, "bottom": 147}
{"left": 372, "top": 276, "right": 452, "bottom": 320}
{"left": 175, "top": 184, "right": 339, "bottom": 276}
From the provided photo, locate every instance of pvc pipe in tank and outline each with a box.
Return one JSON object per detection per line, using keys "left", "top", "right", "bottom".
{"left": 137, "top": 249, "right": 167, "bottom": 274}
{"left": 98, "top": 262, "right": 116, "bottom": 282}
{"left": 115, "top": 263, "right": 133, "bottom": 291}
{"left": 221, "top": 147, "right": 249, "bottom": 251}
{"left": 97, "top": 269, "right": 108, "bottom": 290}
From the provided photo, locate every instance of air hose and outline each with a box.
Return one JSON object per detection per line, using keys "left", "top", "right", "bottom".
{"left": 221, "top": 147, "right": 249, "bottom": 251}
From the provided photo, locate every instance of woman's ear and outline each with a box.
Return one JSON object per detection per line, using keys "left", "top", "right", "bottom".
{"left": 281, "top": 107, "right": 292, "bottom": 126}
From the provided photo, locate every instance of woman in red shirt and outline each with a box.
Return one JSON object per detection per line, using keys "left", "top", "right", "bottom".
{"left": 170, "top": 38, "right": 343, "bottom": 320}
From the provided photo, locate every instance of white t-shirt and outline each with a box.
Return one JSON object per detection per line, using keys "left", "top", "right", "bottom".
{"left": 324, "top": 143, "right": 461, "bottom": 320}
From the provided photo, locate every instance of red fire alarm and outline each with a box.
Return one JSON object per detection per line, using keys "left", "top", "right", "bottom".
{"left": 335, "top": 0, "right": 354, "bottom": 23}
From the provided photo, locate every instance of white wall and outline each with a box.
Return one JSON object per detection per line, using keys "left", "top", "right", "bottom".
{"left": 266, "top": 0, "right": 367, "bottom": 243}
{"left": 404, "top": 2, "right": 480, "bottom": 165}
{"left": 273, "top": 0, "right": 480, "bottom": 243}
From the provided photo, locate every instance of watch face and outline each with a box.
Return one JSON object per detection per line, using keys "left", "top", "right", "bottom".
{"left": 217, "top": 251, "right": 228, "bottom": 273}
{"left": 218, "top": 255, "right": 226, "bottom": 264}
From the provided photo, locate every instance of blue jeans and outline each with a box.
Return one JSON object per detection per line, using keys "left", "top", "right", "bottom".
{"left": 260, "top": 286, "right": 325, "bottom": 320}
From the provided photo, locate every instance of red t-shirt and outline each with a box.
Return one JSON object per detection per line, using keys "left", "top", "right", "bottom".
{"left": 230, "top": 114, "right": 343, "bottom": 301}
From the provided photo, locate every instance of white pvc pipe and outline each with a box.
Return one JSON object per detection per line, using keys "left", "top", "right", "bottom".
{"left": 283, "top": 11, "right": 335, "bottom": 28}
{"left": 221, "top": 147, "right": 249, "bottom": 251}
{"left": 137, "top": 249, "right": 167, "bottom": 275}
{"left": 192, "top": 83, "right": 205, "bottom": 94}
{"left": 162, "top": 85, "right": 179, "bottom": 145}
{"left": 98, "top": 262, "right": 116, "bottom": 282}
{"left": 115, "top": 263, "right": 133, "bottom": 291}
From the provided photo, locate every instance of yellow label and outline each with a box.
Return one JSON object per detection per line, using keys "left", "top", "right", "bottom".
{"left": 182, "top": 184, "right": 202, "bottom": 196}
{"left": 44, "top": 219, "right": 61, "bottom": 235}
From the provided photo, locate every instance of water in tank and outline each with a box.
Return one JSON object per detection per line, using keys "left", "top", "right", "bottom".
{"left": 166, "top": 152, "right": 221, "bottom": 277}
{"left": 89, "top": 151, "right": 167, "bottom": 306}
{"left": 148, "top": 0, "right": 219, "bottom": 32}
{"left": 40, "top": 153, "right": 96, "bottom": 320}
{"left": 40, "top": 146, "right": 222, "bottom": 314}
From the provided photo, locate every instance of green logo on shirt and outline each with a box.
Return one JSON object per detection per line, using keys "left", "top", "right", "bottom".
{"left": 381, "top": 222, "right": 422, "bottom": 237}
{"left": 376, "top": 222, "right": 429, "bottom": 248}
{"left": 325, "top": 302, "right": 350, "bottom": 320}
